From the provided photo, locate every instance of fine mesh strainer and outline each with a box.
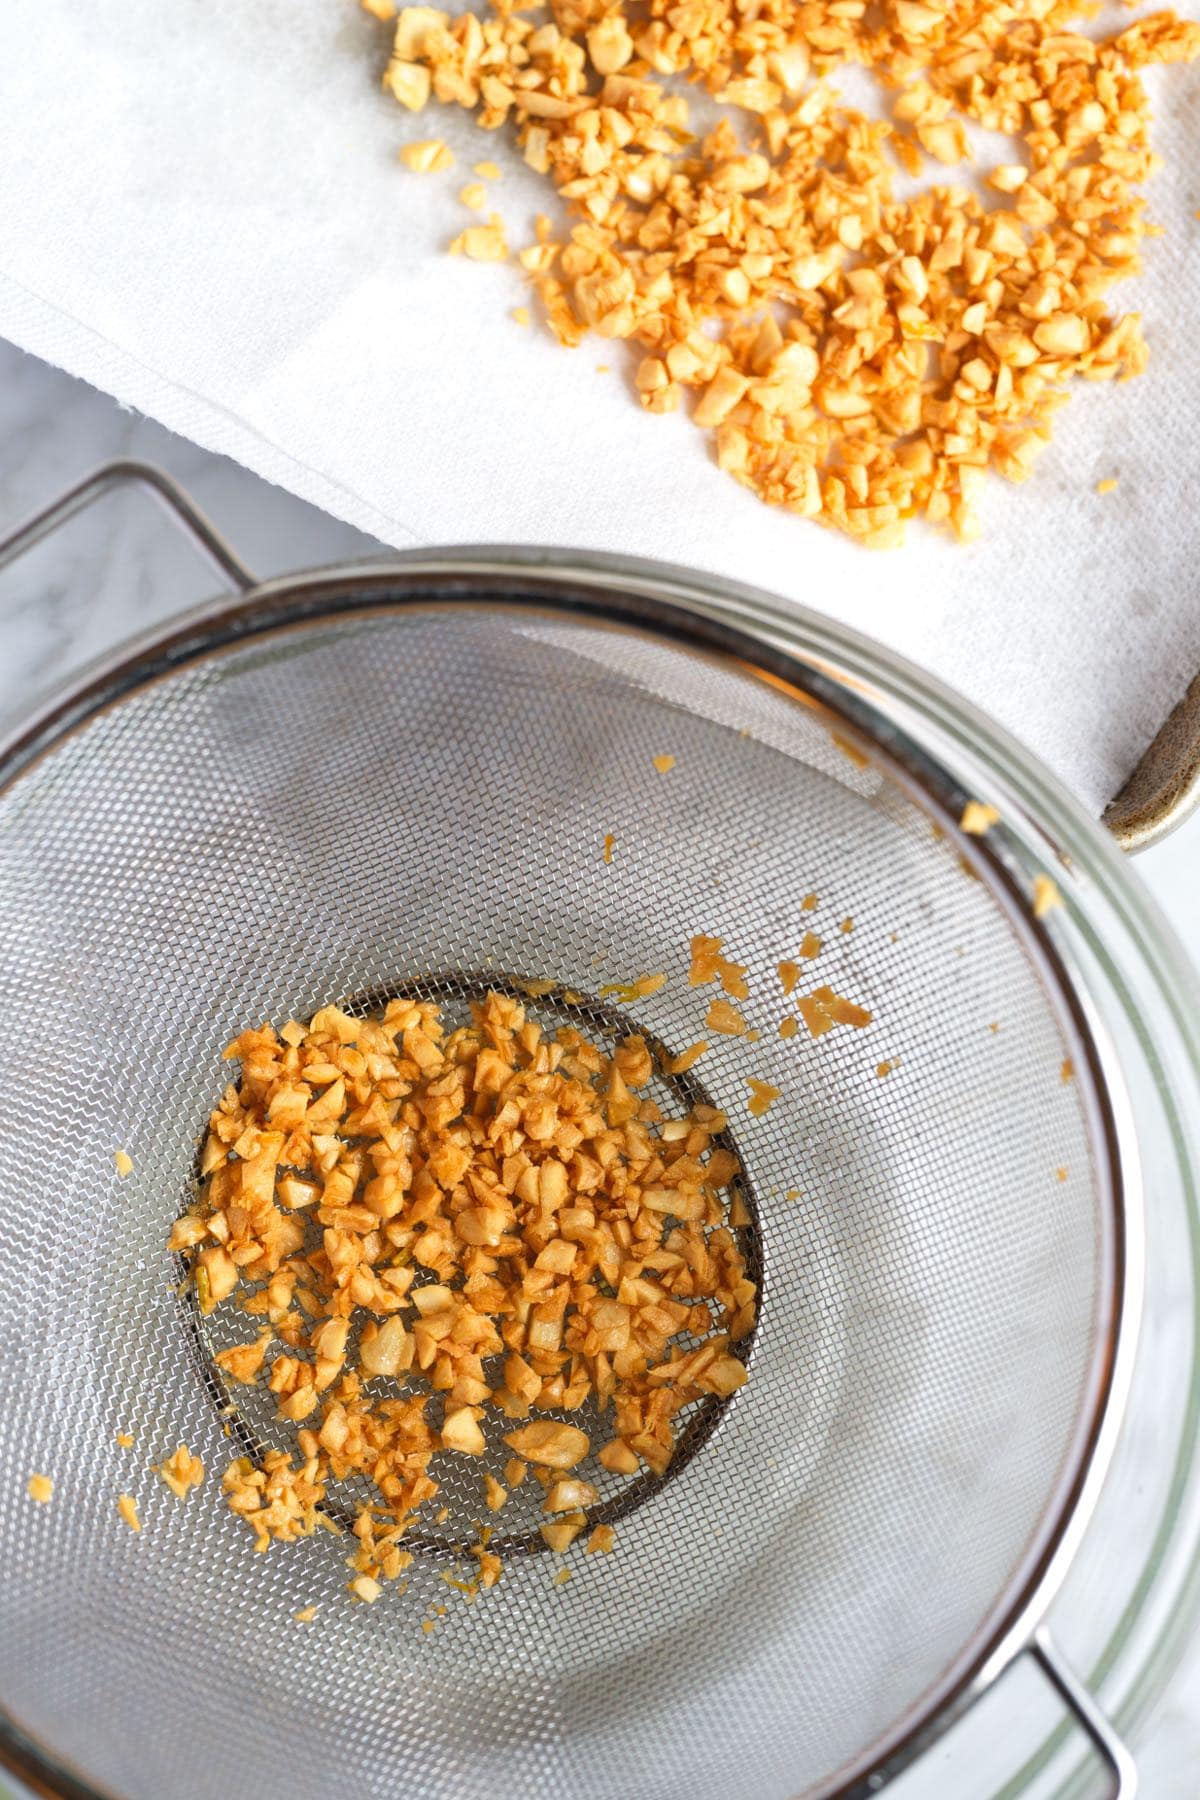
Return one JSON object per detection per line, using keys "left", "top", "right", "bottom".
{"left": 0, "top": 464, "right": 1146, "bottom": 1800}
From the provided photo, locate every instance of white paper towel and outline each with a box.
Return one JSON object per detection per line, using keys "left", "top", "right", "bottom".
{"left": 0, "top": 0, "right": 1196, "bottom": 815}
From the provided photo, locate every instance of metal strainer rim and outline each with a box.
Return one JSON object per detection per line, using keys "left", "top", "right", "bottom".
{"left": 0, "top": 536, "right": 1139, "bottom": 1800}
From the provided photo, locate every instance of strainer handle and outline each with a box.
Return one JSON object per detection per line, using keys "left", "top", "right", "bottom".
{"left": 1103, "top": 672, "right": 1200, "bottom": 853}
{"left": 1030, "top": 1629, "right": 1138, "bottom": 1797}
{"left": 0, "top": 458, "right": 257, "bottom": 593}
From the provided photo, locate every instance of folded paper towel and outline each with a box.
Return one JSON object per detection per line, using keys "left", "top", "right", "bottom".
{"left": 0, "top": 0, "right": 1195, "bottom": 815}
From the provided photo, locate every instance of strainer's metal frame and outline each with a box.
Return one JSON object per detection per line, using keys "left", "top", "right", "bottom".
{"left": 0, "top": 460, "right": 1145, "bottom": 1800}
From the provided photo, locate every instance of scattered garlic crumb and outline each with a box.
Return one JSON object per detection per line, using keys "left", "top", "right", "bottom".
{"left": 586, "top": 1524, "right": 615, "bottom": 1554}
{"left": 294, "top": 1605, "right": 319, "bottom": 1623}
{"left": 796, "top": 987, "right": 873, "bottom": 1038}
{"left": 598, "top": 972, "right": 667, "bottom": 1002}
{"left": 1061, "top": 1058, "right": 1075, "bottom": 1083}
{"left": 777, "top": 960, "right": 800, "bottom": 996}
{"left": 27, "top": 1474, "right": 53, "bottom": 1505}
{"left": 746, "top": 1079, "right": 781, "bottom": 1117}
{"left": 483, "top": 1473, "right": 508, "bottom": 1512}
{"left": 1056, "top": 1166, "right": 1069, "bottom": 1182}
{"left": 668, "top": 1040, "right": 709, "bottom": 1072}
{"left": 706, "top": 996, "right": 748, "bottom": 1036}
{"left": 401, "top": 138, "right": 453, "bottom": 173}
{"left": 689, "top": 934, "right": 749, "bottom": 997}
{"left": 474, "top": 160, "right": 502, "bottom": 180}
{"left": 802, "top": 894, "right": 819, "bottom": 913}
{"left": 511, "top": 305, "right": 530, "bottom": 326}
{"left": 460, "top": 182, "right": 488, "bottom": 210}
{"left": 961, "top": 801, "right": 1000, "bottom": 836}
{"left": 602, "top": 832, "right": 614, "bottom": 865}
{"left": 116, "top": 1431, "right": 134, "bottom": 1449}
{"left": 504, "top": 1458, "right": 528, "bottom": 1488}
{"left": 1096, "top": 478, "right": 1119, "bottom": 495}
{"left": 156, "top": 1445, "right": 204, "bottom": 1501}
{"left": 113, "top": 1150, "right": 133, "bottom": 1178}
{"left": 351, "top": 1575, "right": 382, "bottom": 1604}
{"left": 421, "top": 1618, "right": 437, "bottom": 1634}
{"left": 596, "top": 363, "right": 610, "bottom": 373}
{"left": 875, "top": 1061, "right": 895, "bottom": 1078}
{"left": 652, "top": 754, "right": 676, "bottom": 774}
{"left": 553, "top": 1567, "right": 573, "bottom": 1585}
{"left": 778, "top": 1016, "right": 799, "bottom": 1039}
{"left": 1033, "top": 873, "right": 1063, "bottom": 918}
{"left": 799, "top": 932, "right": 821, "bottom": 959}
{"left": 449, "top": 216, "right": 509, "bottom": 261}
{"left": 839, "top": 918, "right": 854, "bottom": 935}
{"left": 360, "top": 0, "right": 396, "bottom": 17}
{"left": 117, "top": 1494, "right": 141, "bottom": 1533}
{"left": 784, "top": 1188, "right": 802, "bottom": 1202}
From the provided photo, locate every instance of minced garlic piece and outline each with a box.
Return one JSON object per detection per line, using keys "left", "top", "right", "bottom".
{"left": 690, "top": 935, "right": 749, "bottom": 998}
{"left": 117, "top": 1494, "right": 141, "bottom": 1533}
{"left": 27, "top": 1474, "right": 53, "bottom": 1505}
{"left": 113, "top": 1150, "right": 133, "bottom": 1178}
{"left": 651, "top": 754, "right": 676, "bottom": 774}
{"left": 796, "top": 987, "right": 873, "bottom": 1038}
{"left": 1096, "top": 477, "right": 1119, "bottom": 495}
{"left": 706, "top": 997, "right": 748, "bottom": 1036}
{"left": 449, "top": 216, "right": 508, "bottom": 261}
{"left": 746, "top": 1079, "right": 781, "bottom": 1116}
{"left": 474, "top": 160, "right": 502, "bottom": 180}
{"left": 1033, "top": 873, "right": 1063, "bottom": 918}
{"left": 602, "top": 832, "right": 614, "bottom": 864}
{"left": 599, "top": 972, "right": 668, "bottom": 1003}
{"left": 156, "top": 1445, "right": 205, "bottom": 1501}
{"left": 116, "top": 1431, "right": 134, "bottom": 1449}
{"left": 459, "top": 182, "right": 487, "bottom": 210}
{"left": 294, "top": 1605, "right": 319, "bottom": 1623}
{"left": 960, "top": 801, "right": 1000, "bottom": 836}
{"left": 401, "top": 138, "right": 454, "bottom": 173}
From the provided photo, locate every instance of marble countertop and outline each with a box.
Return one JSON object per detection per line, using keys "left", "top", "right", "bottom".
{"left": 1, "top": 335, "right": 1197, "bottom": 1797}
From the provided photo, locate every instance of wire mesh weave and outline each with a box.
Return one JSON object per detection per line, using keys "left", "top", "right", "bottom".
{"left": 0, "top": 601, "right": 1110, "bottom": 1799}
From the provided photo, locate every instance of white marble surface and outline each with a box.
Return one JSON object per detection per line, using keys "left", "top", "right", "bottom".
{"left": 0, "top": 335, "right": 1197, "bottom": 1796}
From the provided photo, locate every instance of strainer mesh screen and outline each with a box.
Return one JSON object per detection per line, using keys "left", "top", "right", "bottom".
{"left": 0, "top": 604, "right": 1107, "bottom": 1800}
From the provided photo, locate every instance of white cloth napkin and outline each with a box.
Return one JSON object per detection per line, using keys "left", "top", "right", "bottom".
{"left": 0, "top": 0, "right": 1196, "bottom": 815}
